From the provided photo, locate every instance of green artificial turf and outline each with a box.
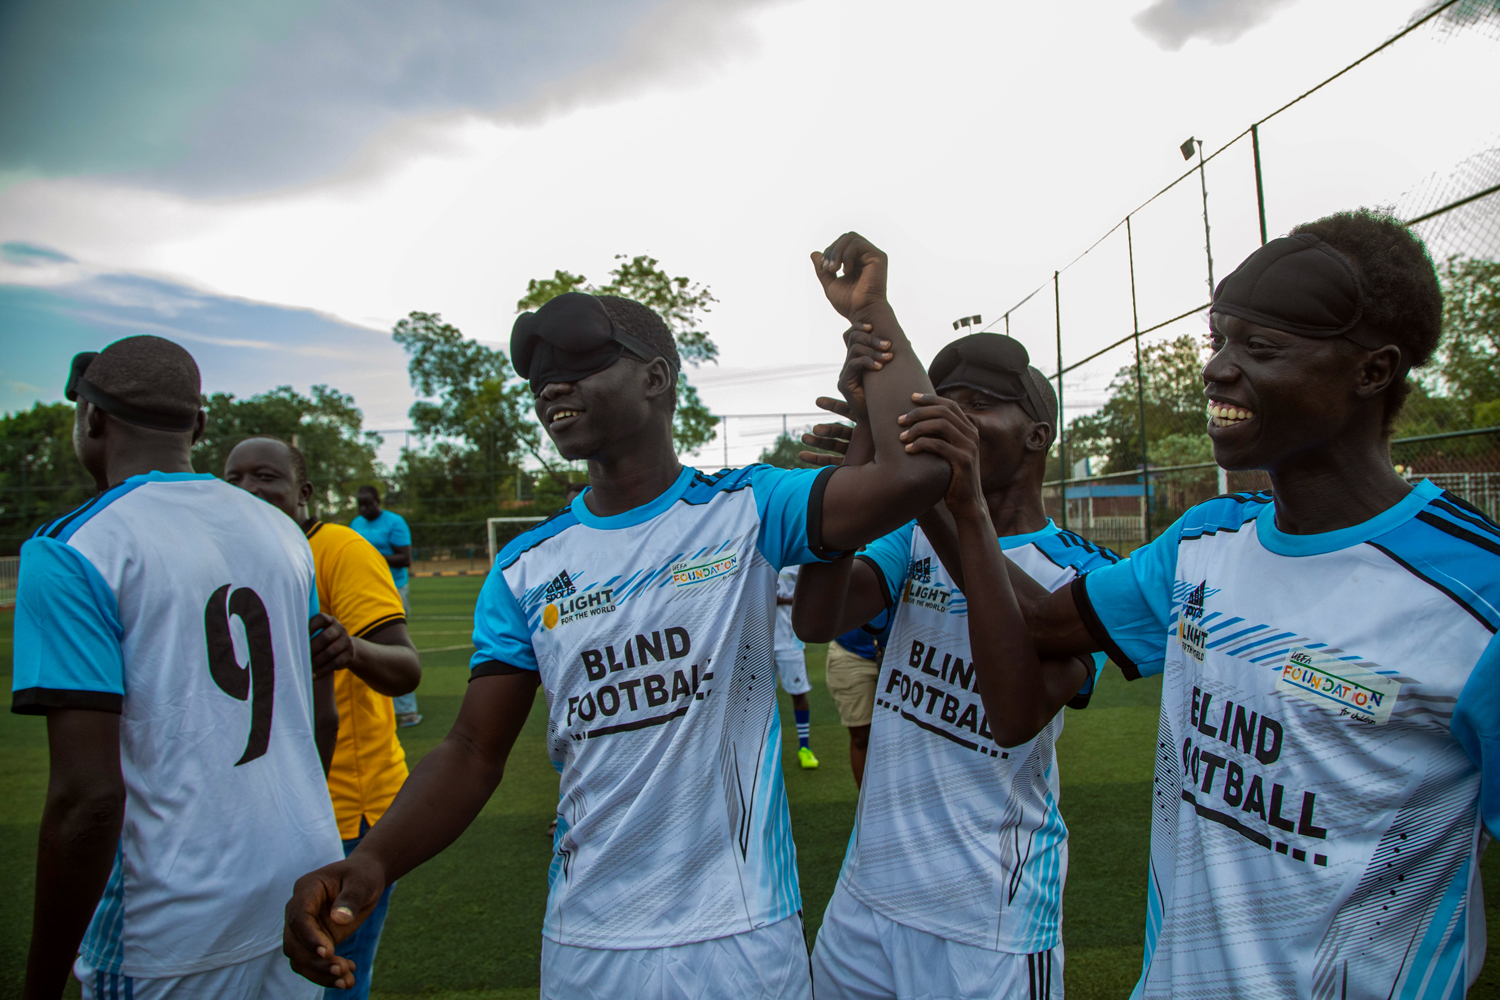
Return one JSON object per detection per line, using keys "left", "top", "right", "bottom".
{"left": 4, "top": 576, "right": 1499, "bottom": 999}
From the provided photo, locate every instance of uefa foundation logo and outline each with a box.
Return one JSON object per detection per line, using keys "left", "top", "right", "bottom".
{"left": 671, "top": 551, "right": 739, "bottom": 588}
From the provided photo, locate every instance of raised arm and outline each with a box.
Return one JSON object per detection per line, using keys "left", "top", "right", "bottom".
{"left": 900, "top": 394, "right": 1101, "bottom": 744}
{"left": 284, "top": 670, "right": 540, "bottom": 988}
{"left": 808, "top": 234, "right": 951, "bottom": 551}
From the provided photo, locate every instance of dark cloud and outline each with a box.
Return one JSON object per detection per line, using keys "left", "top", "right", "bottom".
{"left": 0, "top": 0, "right": 780, "bottom": 196}
{"left": 1132, "top": 0, "right": 1301, "bottom": 50}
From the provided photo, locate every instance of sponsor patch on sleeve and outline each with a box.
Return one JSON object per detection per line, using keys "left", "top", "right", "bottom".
{"left": 1275, "top": 646, "right": 1401, "bottom": 725}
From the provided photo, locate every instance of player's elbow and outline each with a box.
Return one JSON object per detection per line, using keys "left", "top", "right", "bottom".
{"left": 896, "top": 453, "right": 952, "bottom": 508}
{"left": 46, "top": 776, "right": 125, "bottom": 841}
{"left": 792, "top": 612, "right": 840, "bottom": 645}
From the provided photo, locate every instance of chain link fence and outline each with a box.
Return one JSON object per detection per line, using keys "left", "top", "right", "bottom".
{"left": 994, "top": 0, "right": 1500, "bottom": 554}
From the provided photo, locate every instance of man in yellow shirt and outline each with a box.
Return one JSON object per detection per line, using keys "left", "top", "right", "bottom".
{"left": 224, "top": 437, "right": 420, "bottom": 1000}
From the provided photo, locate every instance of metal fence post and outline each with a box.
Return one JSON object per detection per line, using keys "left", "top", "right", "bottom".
{"left": 1252, "top": 123, "right": 1268, "bottom": 246}
{"left": 722, "top": 415, "right": 729, "bottom": 468}
{"left": 1126, "top": 216, "right": 1152, "bottom": 543}
{"left": 1054, "top": 270, "right": 1067, "bottom": 530}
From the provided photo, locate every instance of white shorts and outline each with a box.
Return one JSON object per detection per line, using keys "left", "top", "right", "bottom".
{"left": 775, "top": 650, "right": 812, "bottom": 697}
{"left": 540, "top": 915, "right": 812, "bottom": 1000}
{"left": 76, "top": 949, "right": 319, "bottom": 1000}
{"left": 811, "top": 884, "right": 1063, "bottom": 1000}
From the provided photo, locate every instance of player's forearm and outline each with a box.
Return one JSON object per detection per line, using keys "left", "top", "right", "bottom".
{"left": 954, "top": 507, "right": 1073, "bottom": 747}
{"left": 351, "top": 735, "right": 505, "bottom": 883}
{"left": 916, "top": 505, "right": 965, "bottom": 592}
{"left": 349, "top": 636, "right": 421, "bottom": 697}
{"left": 25, "top": 777, "right": 123, "bottom": 999}
{"left": 822, "top": 305, "right": 949, "bottom": 550}
{"left": 386, "top": 547, "right": 412, "bottom": 569}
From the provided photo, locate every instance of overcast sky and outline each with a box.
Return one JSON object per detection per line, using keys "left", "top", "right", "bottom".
{"left": 2, "top": 0, "right": 1495, "bottom": 467}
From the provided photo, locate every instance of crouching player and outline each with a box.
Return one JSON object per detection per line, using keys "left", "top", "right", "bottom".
{"left": 225, "top": 436, "right": 422, "bottom": 1000}
{"left": 906, "top": 211, "right": 1500, "bottom": 999}
{"left": 282, "top": 234, "right": 954, "bottom": 999}
{"left": 795, "top": 332, "right": 1116, "bottom": 999}
{"left": 13, "top": 337, "right": 343, "bottom": 1000}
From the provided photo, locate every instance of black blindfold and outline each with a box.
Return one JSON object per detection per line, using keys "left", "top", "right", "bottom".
{"left": 511, "top": 293, "right": 671, "bottom": 395}
{"left": 1212, "top": 234, "right": 1388, "bottom": 352}
{"left": 65, "top": 352, "right": 198, "bottom": 432}
{"left": 928, "top": 334, "right": 1056, "bottom": 428}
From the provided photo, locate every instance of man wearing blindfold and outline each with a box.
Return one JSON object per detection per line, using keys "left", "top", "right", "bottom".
{"left": 283, "top": 233, "right": 954, "bottom": 999}
{"left": 790, "top": 331, "right": 1118, "bottom": 999}
{"left": 14, "top": 336, "right": 342, "bottom": 1000}
{"left": 892, "top": 209, "right": 1500, "bottom": 998}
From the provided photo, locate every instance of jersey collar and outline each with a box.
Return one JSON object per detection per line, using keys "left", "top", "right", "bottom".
{"left": 1255, "top": 478, "right": 1439, "bottom": 557}
{"left": 121, "top": 470, "right": 217, "bottom": 485}
{"left": 569, "top": 465, "right": 694, "bottom": 530}
{"left": 998, "top": 518, "right": 1061, "bottom": 550}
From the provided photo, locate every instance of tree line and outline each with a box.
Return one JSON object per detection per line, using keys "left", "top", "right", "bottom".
{"left": 0, "top": 255, "right": 721, "bottom": 555}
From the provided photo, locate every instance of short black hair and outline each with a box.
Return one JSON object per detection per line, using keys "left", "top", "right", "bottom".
{"left": 1288, "top": 209, "right": 1442, "bottom": 428}
{"left": 84, "top": 335, "right": 201, "bottom": 424}
{"left": 241, "top": 435, "right": 307, "bottom": 487}
{"left": 596, "top": 295, "right": 680, "bottom": 412}
{"left": 358, "top": 484, "right": 381, "bottom": 500}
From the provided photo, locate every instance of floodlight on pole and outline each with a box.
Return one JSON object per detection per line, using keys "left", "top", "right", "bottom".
{"left": 951, "top": 314, "right": 983, "bottom": 332}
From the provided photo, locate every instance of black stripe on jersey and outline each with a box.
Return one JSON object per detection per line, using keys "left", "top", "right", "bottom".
{"left": 11, "top": 687, "right": 123, "bottom": 715}
{"left": 353, "top": 613, "right": 406, "bottom": 638}
{"left": 303, "top": 520, "right": 325, "bottom": 540}
{"left": 1056, "top": 529, "right": 1123, "bottom": 563}
{"left": 1070, "top": 575, "right": 1142, "bottom": 680}
{"left": 1366, "top": 541, "right": 1496, "bottom": 634}
{"left": 803, "top": 465, "right": 847, "bottom": 560}
{"left": 469, "top": 660, "right": 536, "bottom": 679}
{"left": 897, "top": 706, "right": 994, "bottom": 754}
{"left": 1179, "top": 520, "right": 1252, "bottom": 542}
{"left": 1181, "top": 789, "right": 1273, "bottom": 849}
{"left": 856, "top": 554, "right": 895, "bottom": 611}
{"left": 1415, "top": 510, "right": 1500, "bottom": 559}
{"left": 582, "top": 702, "right": 689, "bottom": 739}
{"left": 42, "top": 494, "right": 103, "bottom": 539}
{"left": 1430, "top": 496, "right": 1500, "bottom": 542}
{"left": 1435, "top": 493, "right": 1500, "bottom": 535}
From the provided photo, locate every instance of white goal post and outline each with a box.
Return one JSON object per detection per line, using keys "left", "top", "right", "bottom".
{"left": 486, "top": 516, "right": 546, "bottom": 566}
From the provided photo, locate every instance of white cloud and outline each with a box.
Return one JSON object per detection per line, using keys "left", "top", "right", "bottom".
{"left": 1132, "top": 0, "right": 1301, "bottom": 50}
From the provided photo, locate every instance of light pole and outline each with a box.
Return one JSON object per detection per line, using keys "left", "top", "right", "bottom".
{"left": 1183, "top": 136, "right": 1229, "bottom": 495}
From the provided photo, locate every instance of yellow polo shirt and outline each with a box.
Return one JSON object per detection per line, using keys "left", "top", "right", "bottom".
{"left": 305, "top": 521, "right": 411, "bottom": 840}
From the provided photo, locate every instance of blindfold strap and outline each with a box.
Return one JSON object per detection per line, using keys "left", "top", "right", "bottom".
{"left": 74, "top": 379, "right": 199, "bottom": 432}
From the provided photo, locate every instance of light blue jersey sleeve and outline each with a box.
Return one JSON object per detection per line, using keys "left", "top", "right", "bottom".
{"left": 470, "top": 567, "right": 539, "bottom": 673}
{"left": 855, "top": 521, "right": 917, "bottom": 608}
{"left": 389, "top": 512, "right": 412, "bottom": 547}
{"left": 1453, "top": 633, "right": 1500, "bottom": 840}
{"left": 10, "top": 537, "right": 126, "bottom": 714}
{"left": 746, "top": 465, "right": 843, "bottom": 570}
{"left": 1075, "top": 515, "right": 1185, "bottom": 679}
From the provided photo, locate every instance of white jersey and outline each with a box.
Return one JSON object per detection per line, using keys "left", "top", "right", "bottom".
{"left": 775, "top": 564, "right": 804, "bottom": 657}
{"left": 1077, "top": 481, "right": 1500, "bottom": 999}
{"left": 843, "top": 520, "right": 1119, "bottom": 952}
{"left": 471, "top": 464, "right": 842, "bottom": 949}
{"left": 11, "top": 472, "right": 343, "bottom": 978}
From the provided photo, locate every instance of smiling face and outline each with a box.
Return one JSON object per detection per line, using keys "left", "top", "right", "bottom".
{"left": 1202, "top": 314, "right": 1397, "bottom": 472}
{"left": 224, "top": 438, "right": 309, "bottom": 520}
{"left": 938, "top": 385, "right": 1050, "bottom": 493}
{"left": 534, "top": 355, "right": 675, "bottom": 462}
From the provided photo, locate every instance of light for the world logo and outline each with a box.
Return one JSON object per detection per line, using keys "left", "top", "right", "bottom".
{"left": 543, "top": 604, "right": 561, "bottom": 630}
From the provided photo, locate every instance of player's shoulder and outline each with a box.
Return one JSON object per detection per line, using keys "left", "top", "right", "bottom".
{"left": 1369, "top": 485, "right": 1500, "bottom": 631}
{"left": 306, "top": 521, "right": 374, "bottom": 559}
{"left": 495, "top": 504, "right": 583, "bottom": 572}
{"left": 680, "top": 463, "right": 813, "bottom": 503}
{"left": 33, "top": 473, "right": 250, "bottom": 545}
{"left": 1038, "top": 526, "right": 1124, "bottom": 570}
{"left": 1176, "top": 489, "right": 1275, "bottom": 544}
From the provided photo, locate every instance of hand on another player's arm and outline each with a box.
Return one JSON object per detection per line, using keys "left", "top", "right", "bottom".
{"left": 811, "top": 234, "right": 951, "bottom": 550}
{"left": 25, "top": 710, "right": 124, "bottom": 1000}
{"left": 284, "top": 669, "right": 540, "bottom": 987}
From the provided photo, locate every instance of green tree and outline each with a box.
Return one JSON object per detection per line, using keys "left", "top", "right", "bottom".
{"left": 0, "top": 402, "right": 96, "bottom": 555}
{"left": 193, "top": 384, "right": 382, "bottom": 519}
{"left": 757, "top": 433, "right": 811, "bottom": 469}
{"left": 1063, "top": 334, "right": 1211, "bottom": 477}
{"left": 1432, "top": 257, "right": 1500, "bottom": 417}
{"left": 516, "top": 254, "right": 721, "bottom": 454}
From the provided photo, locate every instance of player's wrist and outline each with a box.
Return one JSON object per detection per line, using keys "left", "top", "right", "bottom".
{"left": 849, "top": 300, "right": 897, "bottom": 329}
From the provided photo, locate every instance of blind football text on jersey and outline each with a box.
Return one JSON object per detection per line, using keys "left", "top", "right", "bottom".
{"left": 1077, "top": 481, "right": 1500, "bottom": 1000}
{"left": 470, "top": 464, "right": 842, "bottom": 950}
{"left": 841, "top": 520, "right": 1119, "bottom": 953}
{"left": 10, "top": 473, "right": 343, "bottom": 978}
